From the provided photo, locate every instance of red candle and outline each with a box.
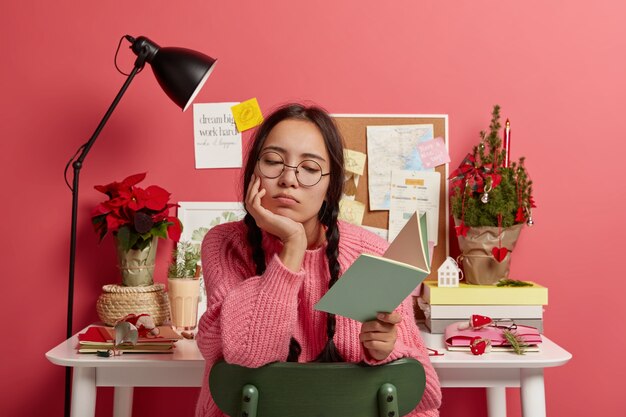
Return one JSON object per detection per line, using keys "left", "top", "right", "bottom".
{"left": 503, "top": 119, "right": 511, "bottom": 167}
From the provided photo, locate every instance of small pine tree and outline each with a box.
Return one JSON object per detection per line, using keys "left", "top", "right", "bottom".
{"left": 450, "top": 105, "right": 534, "bottom": 228}
{"left": 167, "top": 241, "right": 200, "bottom": 278}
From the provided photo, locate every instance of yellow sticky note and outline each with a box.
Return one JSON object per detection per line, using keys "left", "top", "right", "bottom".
{"left": 344, "top": 149, "right": 366, "bottom": 176}
{"left": 339, "top": 199, "right": 365, "bottom": 225}
{"left": 231, "top": 98, "right": 264, "bottom": 132}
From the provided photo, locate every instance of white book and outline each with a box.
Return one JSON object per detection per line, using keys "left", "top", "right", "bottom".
{"left": 417, "top": 297, "right": 544, "bottom": 319}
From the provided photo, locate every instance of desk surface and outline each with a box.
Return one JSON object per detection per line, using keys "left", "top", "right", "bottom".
{"left": 421, "top": 329, "right": 571, "bottom": 369}
{"left": 46, "top": 324, "right": 572, "bottom": 371}
{"left": 46, "top": 325, "right": 572, "bottom": 417}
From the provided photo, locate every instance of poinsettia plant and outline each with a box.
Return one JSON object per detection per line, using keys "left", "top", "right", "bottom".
{"left": 91, "top": 173, "right": 182, "bottom": 251}
{"left": 449, "top": 105, "right": 536, "bottom": 231}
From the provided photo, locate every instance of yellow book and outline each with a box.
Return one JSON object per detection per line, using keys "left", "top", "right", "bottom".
{"left": 421, "top": 281, "right": 548, "bottom": 305}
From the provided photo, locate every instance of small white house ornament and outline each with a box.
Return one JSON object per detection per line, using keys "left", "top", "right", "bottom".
{"left": 438, "top": 256, "right": 463, "bottom": 287}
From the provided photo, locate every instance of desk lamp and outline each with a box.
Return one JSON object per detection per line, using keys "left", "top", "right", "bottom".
{"left": 63, "top": 35, "right": 216, "bottom": 417}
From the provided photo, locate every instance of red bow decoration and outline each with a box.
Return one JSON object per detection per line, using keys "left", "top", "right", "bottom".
{"left": 449, "top": 153, "right": 502, "bottom": 194}
{"left": 455, "top": 221, "right": 470, "bottom": 237}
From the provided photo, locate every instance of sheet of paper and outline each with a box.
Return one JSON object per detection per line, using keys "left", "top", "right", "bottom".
{"left": 193, "top": 103, "right": 242, "bottom": 168}
{"left": 339, "top": 199, "right": 365, "bottom": 225}
{"left": 417, "top": 137, "right": 450, "bottom": 169}
{"left": 367, "top": 125, "right": 434, "bottom": 210}
{"left": 231, "top": 98, "right": 264, "bottom": 132}
{"left": 389, "top": 170, "right": 441, "bottom": 245}
{"left": 344, "top": 149, "right": 366, "bottom": 176}
{"left": 361, "top": 225, "right": 388, "bottom": 240}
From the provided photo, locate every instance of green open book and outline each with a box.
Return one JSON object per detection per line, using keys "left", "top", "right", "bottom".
{"left": 314, "top": 211, "right": 431, "bottom": 322}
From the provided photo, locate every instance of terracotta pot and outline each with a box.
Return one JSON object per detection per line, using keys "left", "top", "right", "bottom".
{"left": 454, "top": 218, "right": 523, "bottom": 285}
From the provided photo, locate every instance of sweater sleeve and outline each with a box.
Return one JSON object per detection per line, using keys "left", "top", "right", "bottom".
{"left": 195, "top": 223, "right": 305, "bottom": 368}
{"left": 338, "top": 223, "right": 441, "bottom": 414}
{"left": 361, "top": 295, "right": 442, "bottom": 414}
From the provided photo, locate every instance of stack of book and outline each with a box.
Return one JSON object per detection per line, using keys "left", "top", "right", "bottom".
{"left": 77, "top": 325, "right": 182, "bottom": 353}
{"left": 418, "top": 281, "right": 548, "bottom": 334}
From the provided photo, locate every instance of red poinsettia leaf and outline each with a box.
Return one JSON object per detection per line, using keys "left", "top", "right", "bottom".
{"left": 144, "top": 185, "right": 171, "bottom": 211}
{"left": 128, "top": 187, "right": 147, "bottom": 211}
{"left": 94, "top": 183, "right": 113, "bottom": 194}
{"left": 94, "top": 181, "right": 125, "bottom": 198}
{"left": 121, "top": 172, "right": 147, "bottom": 188}
{"left": 529, "top": 196, "right": 537, "bottom": 208}
{"left": 106, "top": 213, "right": 128, "bottom": 233}
{"left": 91, "top": 203, "right": 111, "bottom": 218}
{"left": 107, "top": 194, "right": 131, "bottom": 208}
{"left": 166, "top": 217, "right": 182, "bottom": 242}
{"left": 491, "top": 247, "right": 509, "bottom": 262}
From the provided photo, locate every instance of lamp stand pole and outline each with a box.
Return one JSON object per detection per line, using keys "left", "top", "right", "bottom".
{"left": 65, "top": 55, "right": 146, "bottom": 417}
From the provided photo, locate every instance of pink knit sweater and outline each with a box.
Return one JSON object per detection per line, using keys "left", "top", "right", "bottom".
{"left": 195, "top": 220, "right": 441, "bottom": 417}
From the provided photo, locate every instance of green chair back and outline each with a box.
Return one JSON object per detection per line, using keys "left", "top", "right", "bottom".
{"left": 209, "top": 358, "right": 426, "bottom": 417}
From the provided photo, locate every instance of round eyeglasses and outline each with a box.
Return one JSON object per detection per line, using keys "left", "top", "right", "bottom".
{"left": 257, "top": 151, "right": 330, "bottom": 187}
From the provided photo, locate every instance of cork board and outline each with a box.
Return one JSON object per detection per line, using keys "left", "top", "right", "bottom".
{"left": 333, "top": 114, "right": 449, "bottom": 279}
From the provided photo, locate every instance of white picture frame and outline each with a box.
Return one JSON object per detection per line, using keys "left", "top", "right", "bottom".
{"left": 176, "top": 202, "right": 246, "bottom": 324}
{"left": 177, "top": 202, "right": 246, "bottom": 243}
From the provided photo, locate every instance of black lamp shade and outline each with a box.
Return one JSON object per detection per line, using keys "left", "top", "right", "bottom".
{"left": 150, "top": 47, "right": 217, "bottom": 111}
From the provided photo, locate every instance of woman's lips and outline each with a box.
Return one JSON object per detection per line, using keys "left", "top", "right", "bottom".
{"left": 274, "top": 194, "right": 298, "bottom": 205}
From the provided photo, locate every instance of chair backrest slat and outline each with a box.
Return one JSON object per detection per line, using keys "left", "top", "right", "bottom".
{"left": 209, "top": 358, "right": 426, "bottom": 417}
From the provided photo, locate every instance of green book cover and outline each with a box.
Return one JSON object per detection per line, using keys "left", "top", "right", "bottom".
{"left": 315, "top": 211, "right": 430, "bottom": 322}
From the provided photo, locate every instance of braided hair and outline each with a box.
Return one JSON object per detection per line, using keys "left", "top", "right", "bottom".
{"left": 241, "top": 103, "right": 345, "bottom": 362}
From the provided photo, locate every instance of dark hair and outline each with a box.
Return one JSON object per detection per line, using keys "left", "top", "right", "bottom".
{"left": 242, "top": 103, "right": 345, "bottom": 362}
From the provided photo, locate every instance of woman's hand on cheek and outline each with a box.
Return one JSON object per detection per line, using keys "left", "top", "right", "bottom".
{"left": 359, "top": 312, "right": 402, "bottom": 361}
{"left": 245, "top": 175, "right": 306, "bottom": 246}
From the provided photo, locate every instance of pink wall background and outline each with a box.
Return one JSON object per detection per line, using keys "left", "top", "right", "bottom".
{"left": 2, "top": 1, "right": 625, "bottom": 416}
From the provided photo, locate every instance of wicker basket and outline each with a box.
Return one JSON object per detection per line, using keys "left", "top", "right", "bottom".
{"left": 96, "top": 283, "right": 170, "bottom": 326}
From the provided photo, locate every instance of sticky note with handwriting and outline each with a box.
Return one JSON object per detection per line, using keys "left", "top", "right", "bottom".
{"left": 417, "top": 137, "right": 449, "bottom": 168}
{"left": 231, "top": 98, "right": 264, "bottom": 132}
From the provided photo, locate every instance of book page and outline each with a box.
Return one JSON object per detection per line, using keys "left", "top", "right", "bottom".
{"left": 384, "top": 211, "right": 430, "bottom": 272}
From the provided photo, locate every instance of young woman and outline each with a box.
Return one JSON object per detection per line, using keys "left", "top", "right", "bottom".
{"left": 195, "top": 103, "right": 441, "bottom": 417}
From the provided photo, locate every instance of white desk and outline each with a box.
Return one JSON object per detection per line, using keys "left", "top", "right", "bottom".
{"left": 46, "top": 325, "right": 571, "bottom": 417}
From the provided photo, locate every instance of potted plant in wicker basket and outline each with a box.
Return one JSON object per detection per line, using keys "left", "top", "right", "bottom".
{"left": 449, "top": 105, "right": 535, "bottom": 285}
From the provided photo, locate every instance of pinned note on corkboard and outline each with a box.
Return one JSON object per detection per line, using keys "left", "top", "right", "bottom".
{"left": 332, "top": 114, "right": 449, "bottom": 278}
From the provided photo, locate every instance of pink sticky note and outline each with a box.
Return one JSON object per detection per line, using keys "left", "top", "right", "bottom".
{"left": 417, "top": 137, "right": 450, "bottom": 169}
